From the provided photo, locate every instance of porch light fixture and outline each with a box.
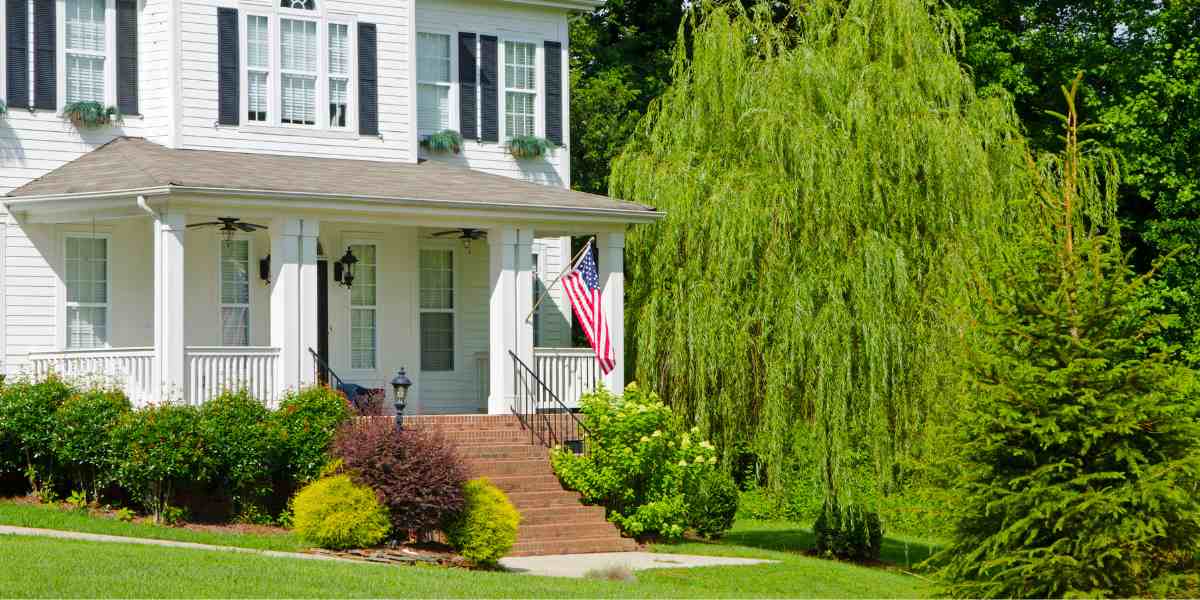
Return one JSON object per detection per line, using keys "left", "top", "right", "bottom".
{"left": 391, "top": 368, "right": 413, "bottom": 431}
{"left": 334, "top": 247, "right": 358, "bottom": 289}
{"left": 259, "top": 254, "right": 271, "bottom": 284}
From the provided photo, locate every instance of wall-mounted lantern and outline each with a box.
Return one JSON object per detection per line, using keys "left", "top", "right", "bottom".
{"left": 333, "top": 247, "right": 358, "bottom": 289}
{"left": 259, "top": 254, "right": 271, "bottom": 284}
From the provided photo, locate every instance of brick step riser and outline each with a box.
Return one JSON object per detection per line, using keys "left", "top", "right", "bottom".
{"left": 437, "top": 433, "right": 543, "bottom": 445}
{"left": 518, "top": 523, "right": 621, "bottom": 542}
{"left": 466, "top": 460, "right": 553, "bottom": 477}
{"left": 518, "top": 506, "right": 607, "bottom": 526}
{"left": 455, "top": 444, "right": 549, "bottom": 457}
{"left": 510, "top": 538, "right": 638, "bottom": 557}
{"left": 506, "top": 493, "right": 590, "bottom": 509}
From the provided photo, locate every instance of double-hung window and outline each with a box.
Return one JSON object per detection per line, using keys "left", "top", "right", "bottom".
{"left": 65, "top": 0, "right": 107, "bottom": 104}
{"left": 349, "top": 244, "right": 377, "bottom": 370}
{"left": 328, "top": 23, "right": 350, "bottom": 128}
{"left": 280, "top": 18, "right": 317, "bottom": 125}
{"left": 246, "top": 15, "right": 270, "bottom": 122}
{"left": 503, "top": 41, "right": 536, "bottom": 139}
{"left": 65, "top": 236, "right": 108, "bottom": 349}
{"left": 419, "top": 249, "right": 454, "bottom": 371}
{"left": 416, "top": 32, "right": 451, "bottom": 137}
{"left": 220, "top": 240, "right": 251, "bottom": 346}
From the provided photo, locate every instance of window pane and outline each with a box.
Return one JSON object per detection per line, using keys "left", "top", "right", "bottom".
{"left": 221, "top": 307, "right": 250, "bottom": 346}
{"left": 419, "top": 250, "right": 453, "bottom": 309}
{"left": 281, "top": 75, "right": 316, "bottom": 124}
{"left": 66, "top": 237, "right": 107, "bottom": 305}
{"left": 328, "top": 24, "right": 349, "bottom": 75}
{"left": 418, "top": 84, "right": 449, "bottom": 134}
{"left": 248, "top": 71, "right": 268, "bottom": 121}
{"left": 351, "top": 308, "right": 376, "bottom": 369}
{"left": 67, "top": 306, "right": 107, "bottom": 349}
{"left": 66, "top": 54, "right": 105, "bottom": 103}
{"left": 65, "top": 0, "right": 105, "bottom": 52}
{"left": 247, "top": 16, "right": 269, "bottom": 69}
{"left": 417, "top": 33, "right": 451, "bottom": 82}
{"left": 505, "top": 91, "right": 535, "bottom": 138}
{"left": 349, "top": 244, "right": 376, "bottom": 307}
{"left": 221, "top": 240, "right": 250, "bottom": 304}
{"left": 280, "top": 19, "right": 317, "bottom": 72}
{"left": 420, "top": 313, "right": 454, "bottom": 371}
{"left": 504, "top": 41, "right": 536, "bottom": 91}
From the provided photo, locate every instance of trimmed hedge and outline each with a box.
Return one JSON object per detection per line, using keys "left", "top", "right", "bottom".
{"left": 273, "top": 386, "right": 352, "bottom": 485}
{"left": 53, "top": 389, "right": 131, "bottom": 501}
{"left": 292, "top": 474, "right": 390, "bottom": 550}
{"left": 0, "top": 376, "right": 76, "bottom": 491}
{"left": 198, "top": 389, "right": 276, "bottom": 509}
{"left": 445, "top": 478, "right": 520, "bottom": 565}
{"left": 112, "top": 403, "right": 209, "bottom": 522}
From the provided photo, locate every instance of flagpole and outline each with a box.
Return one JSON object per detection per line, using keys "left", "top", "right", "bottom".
{"left": 525, "top": 236, "right": 595, "bottom": 323}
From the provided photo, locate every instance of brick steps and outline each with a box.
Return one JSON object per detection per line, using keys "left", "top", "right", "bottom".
{"left": 411, "top": 414, "right": 635, "bottom": 557}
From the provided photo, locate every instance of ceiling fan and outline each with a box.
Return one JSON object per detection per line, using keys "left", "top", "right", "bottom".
{"left": 188, "top": 217, "right": 268, "bottom": 241}
{"left": 431, "top": 228, "right": 487, "bottom": 252}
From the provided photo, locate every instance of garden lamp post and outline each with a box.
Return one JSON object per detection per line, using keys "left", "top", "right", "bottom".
{"left": 391, "top": 368, "right": 412, "bottom": 431}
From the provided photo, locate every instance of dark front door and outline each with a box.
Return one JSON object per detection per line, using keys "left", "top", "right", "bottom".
{"left": 317, "top": 259, "right": 330, "bottom": 384}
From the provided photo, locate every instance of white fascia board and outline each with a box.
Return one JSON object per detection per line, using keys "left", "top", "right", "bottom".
{"left": 493, "top": 0, "right": 604, "bottom": 11}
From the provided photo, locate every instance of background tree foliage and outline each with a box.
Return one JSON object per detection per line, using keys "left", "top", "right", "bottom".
{"left": 610, "top": 0, "right": 1029, "bottom": 521}
{"left": 949, "top": 0, "right": 1200, "bottom": 363}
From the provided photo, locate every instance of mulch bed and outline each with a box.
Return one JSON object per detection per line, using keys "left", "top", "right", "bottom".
{"left": 310, "top": 543, "right": 470, "bottom": 567}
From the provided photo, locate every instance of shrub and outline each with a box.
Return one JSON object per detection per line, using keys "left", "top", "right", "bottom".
{"left": 52, "top": 388, "right": 131, "bottom": 500}
{"left": 444, "top": 478, "right": 520, "bottom": 565}
{"left": 813, "top": 506, "right": 883, "bottom": 561}
{"left": 551, "top": 384, "right": 719, "bottom": 540}
{"left": 332, "top": 418, "right": 466, "bottom": 537}
{"left": 112, "top": 403, "right": 209, "bottom": 522}
{"left": 198, "top": 389, "right": 276, "bottom": 508}
{"left": 273, "top": 386, "right": 351, "bottom": 485}
{"left": 292, "top": 474, "right": 390, "bottom": 550}
{"left": 691, "top": 470, "right": 739, "bottom": 539}
{"left": 0, "top": 375, "right": 76, "bottom": 491}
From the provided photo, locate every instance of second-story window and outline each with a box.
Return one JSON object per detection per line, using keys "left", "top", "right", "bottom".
{"left": 65, "top": 0, "right": 107, "bottom": 104}
{"left": 417, "top": 32, "right": 451, "bottom": 137}
{"left": 280, "top": 19, "right": 317, "bottom": 125}
{"left": 328, "top": 24, "right": 350, "bottom": 128}
{"left": 504, "top": 41, "right": 536, "bottom": 139}
{"left": 247, "top": 16, "right": 270, "bottom": 122}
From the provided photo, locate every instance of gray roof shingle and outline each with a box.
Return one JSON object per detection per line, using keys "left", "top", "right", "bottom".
{"left": 6, "top": 137, "right": 657, "bottom": 217}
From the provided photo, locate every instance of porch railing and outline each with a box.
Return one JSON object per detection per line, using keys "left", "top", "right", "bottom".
{"left": 533, "top": 347, "right": 603, "bottom": 409}
{"left": 511, "top": 350, "right": 588, "bottom": 454}
{"left": 28, "top": 347, "right": 157, "bottom": 405}
{"left": 186, "top": 346, "right": 281, "bottom": 406}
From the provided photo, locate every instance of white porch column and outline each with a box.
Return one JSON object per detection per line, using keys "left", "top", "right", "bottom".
{"left": 487, "top": 226, "right": 535, "bottom": 414}
{"left": 153, "top": 211, "right": 186, "bottom": 401}
{"left": 598, "top": 231, "right": 625, "bottom": 392}
{"left": 270, "top": 217, "right": 320, "bottom": 395}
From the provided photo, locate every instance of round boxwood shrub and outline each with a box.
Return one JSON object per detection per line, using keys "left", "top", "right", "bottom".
{"left": 690, "top": 470, "right": 739, "bottom": 539}
{"left": 332, "top": 418, "right": 466, "bottom": 538}
{"left": 198, "top": 389, "right": 275, "bottom": 510}
{"left": 273, "top": 386, "right": 351, "bottom": 485}
{"left": 0, "top": 375, "right": 76, "bottom": 491}
{"left": 52, "top": 388, "right": 131, "bottom": 501}
{"left": 813, "top": 506, "right": 883, "bottom": 562}
{"left": 112, "top": 403, "right": 209, "bottom": 522}
{"left": 445, "top": 478, "right": 520, "bottom": 566}
{"left": 292, "top": 474, "right": 390, "bottom": 550}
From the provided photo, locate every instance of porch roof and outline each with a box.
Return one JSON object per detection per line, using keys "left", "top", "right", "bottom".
{"left": 5, "top": 137, "right": 660, "bottom": 222}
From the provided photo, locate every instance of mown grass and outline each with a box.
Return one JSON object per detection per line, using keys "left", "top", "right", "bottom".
{"left": 0, "top": 500, "right": 303, "bottom": 552}
{"left": 0, "top": 511, "right": 935, "bottom": 598}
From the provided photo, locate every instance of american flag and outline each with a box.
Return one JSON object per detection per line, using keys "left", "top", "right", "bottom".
{"left": 562, "top": 242, "right": 615, "bottom": 374}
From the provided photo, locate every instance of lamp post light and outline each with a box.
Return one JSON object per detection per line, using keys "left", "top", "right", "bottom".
{"left": 390, "top": 368, "right": 413, "bottom": 431}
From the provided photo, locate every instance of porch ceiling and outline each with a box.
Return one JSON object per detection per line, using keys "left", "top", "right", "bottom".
{"left": 4, "top": 137, "right": 661, "bottom": 223}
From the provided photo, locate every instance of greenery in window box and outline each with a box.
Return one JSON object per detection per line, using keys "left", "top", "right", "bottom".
{"left": 421, "top": 129, "right": 463, "bottom": 154}
{"left": 62, "top": 101, "right": 121, "bottom": 129}
{"left": 507, "top": 135, "right": 554, "bottom": 159}
{"left": 0, "top": 99, "right": 6, "bottom": 117}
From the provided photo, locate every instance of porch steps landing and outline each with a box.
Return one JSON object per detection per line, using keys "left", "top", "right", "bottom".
{"left": 406, "top": 415, "right": 637, "bottom": 557}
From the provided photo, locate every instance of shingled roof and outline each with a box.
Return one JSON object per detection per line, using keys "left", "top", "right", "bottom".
{"left": 6, "top": 137, "right": 658, "bottom": 218}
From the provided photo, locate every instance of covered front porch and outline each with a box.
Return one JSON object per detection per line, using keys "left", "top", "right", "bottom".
{"left": 5, "top": 139, "right": 660, "bottom": 412}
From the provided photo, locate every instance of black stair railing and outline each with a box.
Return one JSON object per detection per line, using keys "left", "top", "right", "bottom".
{"left": 309, "top": 347, "right": 345, "bottom": 390}
{"left": 509, "top": 350, "right": 589, "bottom": 455}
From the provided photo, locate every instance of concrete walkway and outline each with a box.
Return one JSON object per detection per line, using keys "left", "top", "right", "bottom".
{"left": 499, "top": 552, "right": 773, "bottom": 578}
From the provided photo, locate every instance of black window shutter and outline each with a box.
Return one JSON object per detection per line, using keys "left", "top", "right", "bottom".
{"left": 357, "top": 22, "right": 378, "bottom": 136}
{"left": 458, "top": 32, "right": 477, "bottom": 140}
{"left": 32, "top": 0, "right": 54, "bottom": 110}
{"left": 216, "top": 7, "right": 239, "bottom": 125}
{"left": 544, "top": 41, "right": 562, "bottom": 145}
{"left": 116, "top": 0, "right": 137, "bottom": 114}
{"left": 6, "top": 0, "right": 29, "bottom": 108}
{"left": 478, "top": 34, "right": 498, "bottom": 142}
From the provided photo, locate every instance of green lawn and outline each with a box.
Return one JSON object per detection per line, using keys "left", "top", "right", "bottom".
{"left": 0, "top": 508, "right": 935, "bottom": 598}
{"left": 0, "top": 501, "right": 303, "bottom": 552}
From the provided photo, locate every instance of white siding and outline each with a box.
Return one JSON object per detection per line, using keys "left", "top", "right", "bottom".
{"left": 139, "top": 0, "right": 174, "bottom": 145}
{"left": 532, "top": 236, "right": 570, "bottom": 347}
{"left": 176, "top": 0, "right": 414, "bottom": 162}
{"left": 415, "top": 0, "right": 570, "bottom": 187}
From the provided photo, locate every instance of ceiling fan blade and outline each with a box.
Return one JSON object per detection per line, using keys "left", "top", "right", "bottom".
{"left": 236, "top": 223, "right": 267, "bottom": 232}
{"left": 187, "top": 222, "right": 224, "bottom": 228}
{"left": 431, "top": 230, "right": 461, "bottom": 237}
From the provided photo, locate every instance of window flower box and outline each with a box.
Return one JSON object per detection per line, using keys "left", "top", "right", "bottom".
{"left": 62, "top": 101, "right": 121, "bottom": 129}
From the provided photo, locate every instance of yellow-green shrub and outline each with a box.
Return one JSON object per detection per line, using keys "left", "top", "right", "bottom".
{"left": 292, "top": 474, "right": 389, "bottom": 550}
{"left": 444, "top": 478, "right": 520, "bottom": 565}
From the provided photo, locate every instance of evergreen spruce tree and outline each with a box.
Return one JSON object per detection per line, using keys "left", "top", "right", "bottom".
{"left": 937, "top": 76, "right": 1200, "bottom": 598}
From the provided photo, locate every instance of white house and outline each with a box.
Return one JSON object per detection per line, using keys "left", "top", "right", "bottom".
{"left": 0, "top": 0, "right": 660, "bottom": 414}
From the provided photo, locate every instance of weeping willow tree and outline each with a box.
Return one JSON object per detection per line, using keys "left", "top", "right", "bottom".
{"left": 610, "top": 0, "right": 1031, "bottom": 521}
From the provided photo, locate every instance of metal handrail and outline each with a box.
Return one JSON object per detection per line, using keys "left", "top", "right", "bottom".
{"left": 308, "top": 347, "right": 345, "bottom": 391}
{"left": 509, "top": 350, "right": 589, "bottom": 455}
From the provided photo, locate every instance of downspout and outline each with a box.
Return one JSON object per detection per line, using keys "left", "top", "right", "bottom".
{"left": 136, "top": 195, "right": 157, "bottom": 218}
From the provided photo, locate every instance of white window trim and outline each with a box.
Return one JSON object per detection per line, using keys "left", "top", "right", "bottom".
{"left": 418, "top": 242, "right": 458, "bottom": 373}
{"left": 415, "top": 29, "right": 458, "bottom": 139}
{"left": 345, "top": 239, "right": 379, "bottom": 374}
{"left": 217, "top": 236, "right": 253, "bottom": 347}
{"left": 238, "top": 3, "right": 357, "bottom": 132}
{"left": 499, "top": 36, "right": 542, "bottom": 142}
{"left": 59, "top": 232, "right": 112, "bottom": 350}
{"left": 56, "top": 0, "right": 118, "bottom": 111}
